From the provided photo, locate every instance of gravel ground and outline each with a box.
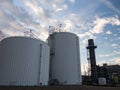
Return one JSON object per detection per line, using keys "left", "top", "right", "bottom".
{"left": 0, "top": 85, "right": 120, "bottom": 90}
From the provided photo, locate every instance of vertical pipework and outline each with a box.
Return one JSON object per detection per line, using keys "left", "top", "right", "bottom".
{"left": 87, "top": 39, "right": 97, "bottom": 84}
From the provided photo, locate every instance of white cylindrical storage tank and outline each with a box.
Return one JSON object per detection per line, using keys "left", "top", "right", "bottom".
{"left": 0, "top": 37, "right": 50, "bottom": 86}
{"left": 48, "top": 32, "right": 82, "bottom": 85}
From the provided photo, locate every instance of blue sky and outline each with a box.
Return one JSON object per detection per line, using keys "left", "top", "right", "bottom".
{"left": 0, "top": 0, "right": 120, "bottom": 75}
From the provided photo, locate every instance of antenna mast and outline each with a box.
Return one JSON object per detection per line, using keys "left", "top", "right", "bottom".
{"left": 49, "top": 24, "right": 63, "bottom": 34}
{"left": 24, "top": 29, "right": 40, "bottom": 40}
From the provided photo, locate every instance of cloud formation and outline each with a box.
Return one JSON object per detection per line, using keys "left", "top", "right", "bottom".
{"left": 76, "top": 15, "right": 120, "bottom": 48}
{"left": 112, "top": 57, "right": 120, "bottom": 65}
{"left": 106, "top": 31, "right": 112, "bottom": 34}
{"left": 100, "top": 0, "right": 120, "bottom": 14}
{"left": 97, "top": 57, "right": 120, "bottom": 66}
{"left": 2, "top": 0, "right": 120, "bottom": 42}
{"left": 69, "top": 0, "right": 76, "bottom": 3}
{"left": 0, "top": 0, "right": 55, "bottom": 41}
{"left": 90, "top": 16, "right": 120, "bottom": 34}
{"left": 98, "top": 51, "right": 120, "bottom": 58}
{"left": 52, "top": 4, "right": 68, "bottom": 12}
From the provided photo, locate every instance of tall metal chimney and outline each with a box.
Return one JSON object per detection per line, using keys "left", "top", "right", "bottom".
{"left": 86, "top": 39, "right": 97, "bottom": 84}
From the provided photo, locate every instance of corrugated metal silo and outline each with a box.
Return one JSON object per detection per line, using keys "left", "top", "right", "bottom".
{"left": 0, "top": 37, "right": 50, "bottom": 86}
{"left": 48, "top": 32, "right": 82, "bottom": 85}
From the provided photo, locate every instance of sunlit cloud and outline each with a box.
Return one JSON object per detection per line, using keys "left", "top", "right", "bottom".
{"left": 69, "top": 0, "right": 76, "bottom": 3}
{"left": 111, "top": 44, "right": 118, "bottom": 47}
{"left": 0, "top": 0, "right": 53, "bottom": 41}
{"left": 98, "top": 54, "right": 111, "bottom": 58}
{"left": 24, "top": 1, "right": 49, "bottom": 21}
{"left": 73, "top": 15, "right": 120, "bottom": 42}
{"left": 97, "top": 60, "right": 110, "bottom": 66}
{"left": 90, "top": 16, "right": 120, "bottom": 34}
{"left": 112, "top": 57, "right": 120, "bottom": 65}
{"left": 81, "top": 64, "right": 90, "bottom": 75}
{"left": 118, "top": 37, "right": 120, "bottom": 40}
{"left": 2, "top": 29, "right": 23, "bottom": 37}
{"left": 52, "top": 4, "right": 68, "bottom": 12}
{"left": 64, "top": 20, "right": 74, "bottom": 30}
{"left": 97, "top": 57, "right": 120, "bottom": 66}
{"left": 106, "top": 30, "right": 112, "bottom": 34}
{"left": 98, "top": 52, "right": 120, "bottom": 58}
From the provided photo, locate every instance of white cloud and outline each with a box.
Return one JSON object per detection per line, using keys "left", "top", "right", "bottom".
{"left": 104, "top": 37, "right": 108, "bottom": 40}
{"left": 100, "top": 0, "right": 120, "bottom": 14}
{"left": 90, "top": 16, "right": 120, "bottom": 34}
{"left": 64, "top": 19, "right": 74, "bottom": 31}
{"left": 112, "top": 57, "right": 120, "bottom": 65}
{"left": 69, "top": 0, "right": 76, "bottom": 3}
{"left": 0, "top": 0, "right": 120, "bottom": 44}
{"left": 24, "top": 0, "right": 61, "bottom": 26}
{"left": 106, "top": 30, "right": 112, "bottom": 34}
{"left": 111, "top": 44, "right": 118, "bottom": 47}
{"left": 2, "top": 29, "right": 23, "bottom": 37}
{"left": 52, "top": 0, "right": 64, "bottom": 4}
{"left": 98, "top": 52, "right": 120, "bottom": 58}
{"left": 113, "top": 51, "right": 120, "bottom": 55}
{"left": 63, "top": 4, "right": 68, "bottom": 10}
{"left": 24, "top": 1, "right": 46, "bottom": 19}
{"left": 98, "top": 54, "right": 111, "bottom": 58}
{"left": 0, "top": 1, "right": 28, "bottom": 27}
{"left": 52, "top": 4, "right": 68, "bottom": 12}
{"left": 81, "top": 64, "right": 90, "bottom": 75}
{"left": 79, "top": 32, "right": 94, "bottom": 39}
{"left": 1, "top": 8, "right": 26, "bottom": 27}
{"left": 118, "top": 37, "right": 120, "bottom": 40}
{"left": 70, "top": 15, "right": 120, "bottom": 43}
{"left": 97, "top": 60, "right": 109, "bottom": 66}
{"left": 80, "top": 39, "right": 87, "bottom": 45}
{"left": 97, "top": 57, "right": 120, "bottom": 66}
{"left": 107, "top": 16, "right": 120, "bottom": 25}
{"left": 97, "top": 58, "right": 120, "bottom": 66}
{"left": 90, "top": 16, "right": 108, "bottom": 34}
{"left": 0, "top": 0, "right": 55, "bottom": 41}
{"left": 114, "top": 34, "right": 117, "bottom": 36}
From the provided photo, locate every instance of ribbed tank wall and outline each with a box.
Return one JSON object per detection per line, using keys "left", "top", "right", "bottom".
{"left": 48, "top": 32, "right": 82, "bottom": 85}
{"left": 0, "top": 37, "right": 50, "bottom": 86}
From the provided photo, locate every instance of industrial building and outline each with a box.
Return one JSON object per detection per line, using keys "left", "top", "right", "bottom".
{"left": 0, "top": 32, "right": 82, "bottom": 86}
{"left": 82, "top": 39, "right": 120, "bottom": 85}
{"left": 97, "top": 64, "right": 120, "bottom": 84}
